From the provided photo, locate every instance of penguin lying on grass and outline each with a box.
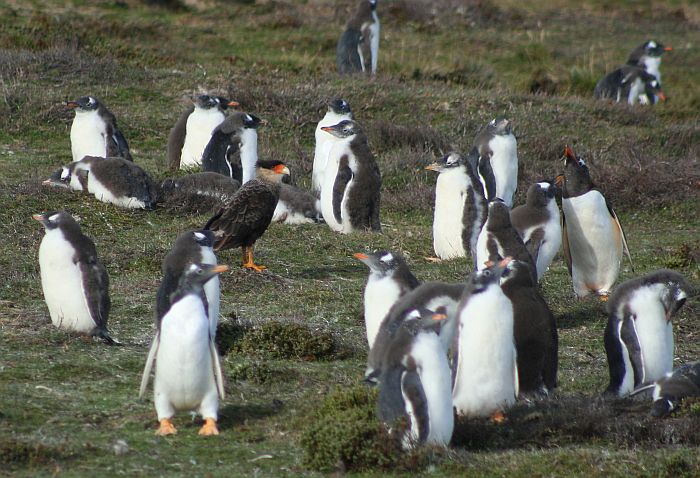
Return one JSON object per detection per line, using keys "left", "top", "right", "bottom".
{"left": 66, "top": 96, "right": 132, "bottom": 163}
{"left": 159, "top": 172, "right": 241, "bottom": 214}
{"left": 632, "top": 362, "right": 700, "bottom": 417}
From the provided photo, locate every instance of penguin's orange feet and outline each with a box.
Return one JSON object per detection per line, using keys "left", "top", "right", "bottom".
{"left": 198, "top": 418, "right": 219, "bottom": 436}
{"left": 599, "top": 294, "right": 610, "bottom": 302}
{"left": 490, "top": 411, "right": 506, "bottom": 424}
{"left": 424, "top": 256, "right": 443, "bottom": 263}
{"left": 156, "top": 418, "right": 177, "bottom": 436}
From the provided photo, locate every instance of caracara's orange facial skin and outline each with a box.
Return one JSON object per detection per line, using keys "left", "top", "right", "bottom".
{"left": 353, "top": 252, "right": 369, "bottom": 260}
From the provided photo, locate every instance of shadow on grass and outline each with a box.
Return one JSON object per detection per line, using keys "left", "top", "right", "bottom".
{"left": 219, "top": 401, "right": 282, "bottom": 430}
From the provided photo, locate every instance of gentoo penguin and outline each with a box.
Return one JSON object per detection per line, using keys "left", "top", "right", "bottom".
{"left": 45, "top": 156, "right": 158, "bottom": 210}
{"left": 557, "top": 146, "right": 633, "bottom": 298}
{"left": 170, "top": 95, "right": 239, "bottom": 170}
{"left": 472, "top": 118, "right": 518, "bottom": 207}
{"left": 603, "top": 270, "right": 690, "bottom": 397}
{"left": 500, "top": 259, "right": 558, "bottom": 394}
{"left": 632, "top": 362, "right": 700, "bottom": 417}
{"left": 475, "top": 199, "right": 537, "bottom": 283}
{"left": 201, "top": 112, "right": 260, "bottom": 181}
{"left": 66, "top": 96, "right": 132, "bottom": 163}
{"left": 593, "top": 65, "right": 666, "bottom": 105}
{"left": 139, "top": 263, "right": 228, "bottom": 436}
{"left": 378, "top": 308, "right": 454, "bottom": 448}
{"left": 627, "top": 40, "right": 672, "bottom": 103}
{"left": 319, "top": 120, "right": 381, "bottom": 233}
{"left": 510, "top": 181, "right": 561, "bottom": 280}
{"left": 159, "top": 172, "right": 241, "bottom": 213}
{"left": 312, "top": 99, "right": 353, "bottom": 194}
{"left": 425, "top": 152, "right": 493, "bottom": 262}
{"left": 336, "top": 0, "right": 380, "bottom": 75}
{"left": 156, "top": 230, "right": 220, "bottom": 339}
{"left": 453, "top": 259, "right": 518, "bottom": 418}
{"left": 354, "top": 251, "right": 421, "bottom": 348}
{"left": 33, "top": 211, "right": 117, "bottom": 344}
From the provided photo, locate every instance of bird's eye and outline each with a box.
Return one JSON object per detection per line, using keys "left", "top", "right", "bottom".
{"left": 482, "top": 270, "right": 491, "bottom": 277}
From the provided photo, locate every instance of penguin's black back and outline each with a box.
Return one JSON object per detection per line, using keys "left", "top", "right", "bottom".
{"left": 89, "top": 157, "right": 159, "bottom": 209}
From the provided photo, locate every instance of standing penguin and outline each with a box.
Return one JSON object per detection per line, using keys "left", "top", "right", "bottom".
{"left": 627, "top": 40, "right": 672, "bottom": 103}
{"left": 66, "top": 96, "right": 132, "bottom": 163}
{"left": 453, "top": 259, "right": 518, "bottom": 418}
{"left": 319, "top": 120, "right": 381, "bottom": 233}
{"left": 170, "top": 95, "right": 239, "bottom": 170}
{"left": 140, "top": 263, "right": 228, "bottom": 436}
{"left": 472, "top": 118, "right": 518, "bottom": 207}
{"left": 604, "top": 270, "right": 690, "bottom": 397}
{"left": 201, "top": 112, "right": 260, "bottom": 181}
{"left": 336, "top": 0, "right": 380, "bottom": 75}
{"left": 157, "top": 230, "right": 220, "bottom": 339}
{"left": 33, "top": 211, "right": 117, "bottom": 344}
{"left": 312, "top": 99, "right": 353, "bottom": 194}
{"left": 510, "top": 181, "right": 561, "bottom": 280}
{"left": 593, "top": 65, "right": 666, "bottom": 105}
{"left": 378, "top": 308, "right": 454, "bottom": 448}
{"left": 354, "top": 251, "right": 421, "bottom": 349}
{"left": 558, "top": 146, "right": 633, "bottom": 299}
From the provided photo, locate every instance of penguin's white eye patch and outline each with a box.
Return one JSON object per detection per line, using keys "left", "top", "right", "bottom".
{"left": 489, "top": 119, "right": 496, "bottom": 125}
{"left": 245, "top": 114, "right": 252, "bottom": 122}
{"left": 49, "top": 213, "right": 60, "bottom": 222}
{"left": 380, "top": 253, "right": 393, "bottom": 263}
{"left": 88, "top": 97, "right": 95, "bottom": 105}
{"left": 60, "top": 168, "right": 70, "bottom": 180}
{"left": 406, "top": 309, "right": 421, "bottom": 320}
{"left": 194, "top": 232, "right": 205, "bottom": 241}
{"left": 578, "top": 159, "right": 586, "bottom": 167}
{"left": 648, "top": 41, "right": 657, "bottom": 48}
{"left": 651, "top": 80, "right": 658, "bottom": 87}
{"left": 188, "top": 263, "right": 198, "bottom": 272}
{"left": 537, "top": 182, "right": 550, "bottom": 189}
{"left": 446, "top": 154, "right": 459, "bottom": 165}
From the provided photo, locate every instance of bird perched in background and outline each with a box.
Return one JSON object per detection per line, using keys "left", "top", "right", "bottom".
{"left": 472, "top": 118, "right": 518, "bottom": 207}
{"left": 627, "top": 40, "right": 672, "bottom": 104}
{"left": 66, "top": 96, "right": 132, "bottom": 163}
{"left": 336, "top": 0, "right": 380, "bottom": 75}
{"left": 201, "top": 112, "right": 260, "bottom": 181}
{"left": 313, "top": 99, "right": 353, "bottom": 194}
{"left": 604, "top": 270, "right": 690, "bottom": 397}
{"left": 168, "top": 95, "right": 239, "bottom": 171}
{"left": 33, "top": 211, "right": 117, "bottom": 344}
{"left": 594, "top": 65, "right": 666, "bottom": 105}
{"left": 319, "top": 120, "right": 381, "bottom": 233}
{"left": 557, "top": 146, "right": 633, "bottom": 299}
{"left": 45, "top": 156, "right": 158, "bottom": 210}
{"left": 140, "top": 263, "right": 228, "bottom": 436}
{"left": 510, "top": 181, "right": 561, "bottom": 281}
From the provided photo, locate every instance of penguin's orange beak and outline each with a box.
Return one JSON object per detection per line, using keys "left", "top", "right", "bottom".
{"left": 353, "top": 252, "right": 369, "bottom": 260}
{"left": 228, "top": 100, "right": 240, "bottom": 107}
{"left": 211, "top": 265, "right": 230, "bottom": 274}
{"left": 498, "top": 257, "right": 512, "bottom": 267}
{"left": 320, "top": 126, "right": 334, "bottom": 133}
{"left": 65, "top": 101, "right": 79, "bottom": 109}
{"left": 664, "top": 46, "right": 673, "bottom": 51}
{"left": 425, "top": 163, "right": 440, "bottom": 172}
{"left": 432, "top": 312, "right": 447, "bottom": 321}
{"left": 657, "top": 91, "right": 667, "bottom": 102}
{"left": 31, "top": 214, "right": 45, "bottom": 221}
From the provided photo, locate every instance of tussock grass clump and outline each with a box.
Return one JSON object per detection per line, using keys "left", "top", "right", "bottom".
{"left": 0, "top": 438, "right": 75, "bottom": 468}
{"left": 369, "top": 121, "right": 450, "bottom": 153}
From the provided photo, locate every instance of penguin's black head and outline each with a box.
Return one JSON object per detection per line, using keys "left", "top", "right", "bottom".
{"left": 196, "top": 95, "right": 240, "bottom": 110}
{"left": 353, "top": 250, "right": 405, "bottom": 276}
{"left": 469, "top": 259, "right": 509, "bottom": 294}
{"left": 660, "top": 277, "right": 691, "bottom": 320}
{"left": 42, "top": 167, "right": 72, "bottom": 189}
{"left": 425, "top": 152, "right": 465, "bottom": 173}
{"left": 242, "top": 113, "right": 262, "bottom": 129}
{"left": 526, "top": 180, "right": 556, "bottom": 207}
{"left": 486, "top": 198, "right": 511, "bottom": 227}
{"left": 329, "top": 98, "right": 352, "bottom": 115}
{"left": 500, "top": 259, "right": 536, "bottom": 288}
{"left": 368, "top": 0, "right": 378, "bottom": 11}
{"left": 32, "top": 210, "right": 73, "bottom": 230}
{"left": 66, "top": 96, "right": 99, "bottom": 111}
{"left": 487, "top": 117, "right": 512, "bottom": 136}
{"left": 642, "top": 40, "right": 671, "bottom": 58}
{"left": 192, "top": 230, "right": 216, "bottom": 249}
{"left": 320, "top": 120, "right": 361, "bottom": 139}
{"left": 560, "top": 146, "right": 593, "bottom": 193}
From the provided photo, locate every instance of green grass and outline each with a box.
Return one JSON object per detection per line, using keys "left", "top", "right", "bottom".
{"left": 1, "top": 0, "right": 699, "bottom": 476}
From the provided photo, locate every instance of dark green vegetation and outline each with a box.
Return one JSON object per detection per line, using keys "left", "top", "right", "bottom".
{"left": 1, "top": 0, "right": 698, "bottom": 476}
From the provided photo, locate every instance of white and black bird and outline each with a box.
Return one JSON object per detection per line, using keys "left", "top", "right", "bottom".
{"left": 594, "top": 65, "right": 666, "bottom": 105}
{"left": 634, "top": 361, "right": 700, "bottom": 417}
{"left": 627, "top": 40, "right": 672, "bottom": 103}
{"left": 557, "top": 146, "right": 633, "bottom": 298}
{"left": 168, "top": 95, "right": 239, "bottom": 171}
{"left": 510, "top": 181, "right": 561, "bottom": 280}
{"left": 453, "top": 259, "right": 518, "bottom": 419}
{"left": 336, "top": 0, "right": 380, "bottom": 75}
{"left": 140, "top": 263, "right": 228, "bottom": 436}
{"left": 312, "top": 99, "right": 353, "bottom": 194}
{"left": 604, "top": 270, "right": 690, "bottom": 397}
{"left": 201, "top": 112, "right": 260, "bottom": 181}
{"left": 378, "top": 308, "right": 454, "bottom": 448}
{"left": 33, "top": 211, "right": 117, "bottom": 344}
{"left": 66, "top": 96, "right": 132, "bottom": 163}
{"left": 273, "top": 182, "right": 324, "bottom": 225}
{"left": 159, "top": 172, "right": 241, "bottom": 213}
{"left": 472, "top": 118, "right": 518, "bottom": 207}
{"left": 319, "top": 120, "right": 381, "bottom": 233}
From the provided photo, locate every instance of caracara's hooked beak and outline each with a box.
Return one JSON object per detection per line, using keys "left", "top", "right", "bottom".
{"left": 272, "top": 164, "right": 290, "bottom": 175}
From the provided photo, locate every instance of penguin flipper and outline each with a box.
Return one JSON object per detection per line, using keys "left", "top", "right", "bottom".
{"left": 139, "top": 332, "right": 160, "bottom": 398}
{"left": 401, "top": 370, "right": 429, "bottom": 444}
{"left": 607, "top": 201, "right": 634, "bottom": 272}
{"left": 112, "top": 128, "right": 133, "bottom": 162}
{"left": 620, "top": 315, "right": 645, "bottom": 388}
{"left": 524, "top": 228, "right": 544, "bottom": 264}
{"left": 561, "top": 213, "right": 572, "bottom": 276}
{"left": 332, "top": 156, "right": 353, "bottom": 224}
{"left": 513, "top": 351, "right": 520, "bottom": 398}
{"left": 79, "top": 258, "right": 111, "bottom": 333}
{"left": 209, "top": 337, "right": 225, "bottom": 400}
{"left": 167, "top": 107, "right": 192, "bottom": 171}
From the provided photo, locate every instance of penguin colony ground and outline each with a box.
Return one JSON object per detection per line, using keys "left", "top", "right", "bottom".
{"left": 16, "top": 0, "right": 696, "bottom": 468}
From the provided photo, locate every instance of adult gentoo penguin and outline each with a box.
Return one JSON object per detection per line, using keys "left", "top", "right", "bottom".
{"left": 593, "top": 65, "right": 666, "bottom": 105}
{"left": 627, "top": 40, "right": 672, "bottom": 88}
{"left": 378, "top": 308, "right": 454, "bottom": 448}
{"left": 45, "top": 156, "right": 158, "bottom": 210}
{"left": 319, "top": 120, "right": 381, "bottom": 233}
{"left": 312, "top": 99, "right": 353, "bottom": 194}
{"left": 453, "top": 259, "right": 518, "bottom": 418}
{"left": 169, "top": 95, "right": 239, "bottom": 171}
{"left": 66, "top": 96, "right": 132, "bottom": 163}
{"left": 557, "top": 146, "right": 633, "bottom": 298}
{"left": 336, "top": 0, "right": 380, "bottom": 75}
{"left": 510, "top": 181, "right": 561, "bottom": 280}
{"left": 201, "top": 112, "right": 260, "bottom": 181}
{"left": 472, "top": 118, "right": 518, "bottom": 207}
{"left": 354, "top": 251, "right": 420, "bottom": 348}
{"left": 157, "top": 230, "right": 220, "bottom": 339}
{"left": 603, "top": 269, "right": 690, "bottom": 397}
{"left": 33, "top": 211, "right": 117, "bottom": 344}
{"left": 500, "top": 259, "right": 557, "bottom": 394}
{"left": 140, "top": 263, "right": 228, "bottom": 436}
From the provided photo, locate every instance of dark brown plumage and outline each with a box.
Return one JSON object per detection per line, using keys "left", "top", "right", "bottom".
{"left": 166, "top": 106, "right": 193, "bottom": 171}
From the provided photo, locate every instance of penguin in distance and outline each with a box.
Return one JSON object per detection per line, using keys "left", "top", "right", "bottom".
{"left": 312, "top": 99, "right": 353, "bottom": 194}
{"left": 557, "top": 146, "right": 633, "bottom": 298}
{"left": 510, "top": 181, "right": 561, "bottom": 281}
{"left": 319, "top": 120, "right": 381, "bottom": 233}
{"left": 201, "top": 112, "right": 260, "bottom": 181}
{"left": 169, "top": 95, "right": 239, "bottom": 171}
{"left": 33, "top": 211, "right": 117, "bottom": 344}
{"left": 604, "top": 270, "right": 690, "bottom": 397}
{"left": 66, "top": 96, "right": 132, "bottom": 163}
{"left": 336, "top": 0, "right": 380, "bottom": 75}
{"left": 140, "top": 263, "right": 228, "bottom": 436}
{"left": 378, "top": 308, "right": 454, "bottom": 448}
{"left": 354, "top": 250, "right": 421, "bottom": 349}
{"left": 453, "top": 259, "right": 518, "bottom": 418}
{"left": 472, "top": 118, "right": 518, "bottom": 207}
{"left": 594, "top": 65, "right": 666, "bottom": 105}
{"left": 627, "top": 40, "right": 672, "bottom": 103}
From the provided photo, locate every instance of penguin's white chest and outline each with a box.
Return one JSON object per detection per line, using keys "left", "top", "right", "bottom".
{"left": 563, "top": 192, "right": 622, "bottom": 296}
{"left": 628, "top": 77, "right": 647, "bottom": 105}
{"left": 369, "top": 13, "right": 380, "bottom": 74}
{"left": 433, "top": 170, "right": 469, "bottom": 260}
{"left": 630, "top": 286, "right": 674, "bottom": 384}
{"left": 70, "top": 111, "right": 107, "bottom": 162}
{"left": 522, "top": 200, "right": 561, "bottom": 279}
{"left": 38, "top": 229, "right": 96, "bottom": 333}
{"left": 239, "top": 128, "right": 259, "bottom": 185}
{"left": 313, "top": 112, "right": 349, "bottom": 193}
{"left": 643, "top": 57, "right": 661, "bottom": 82}
{"left": 320, "top": 140, "right": 354, "bottom": 233}
{"left": 487, "top": 134, "right": 518, "bottom": 207}
{"left": 181, "top": 109, "right": 225, "bottom": 168}
{"left": 453, "top": 288, "right": 517, "bottom": 417}
{"left": 87, "top": 175, "right": 146, "bottom": 209}
{"left": 364, "top": 275, "right": 402, "bottom": 348}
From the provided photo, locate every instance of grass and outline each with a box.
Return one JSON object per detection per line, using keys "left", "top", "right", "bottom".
{"left": 1, "top": 0, "right": 699, "bottom": 476}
